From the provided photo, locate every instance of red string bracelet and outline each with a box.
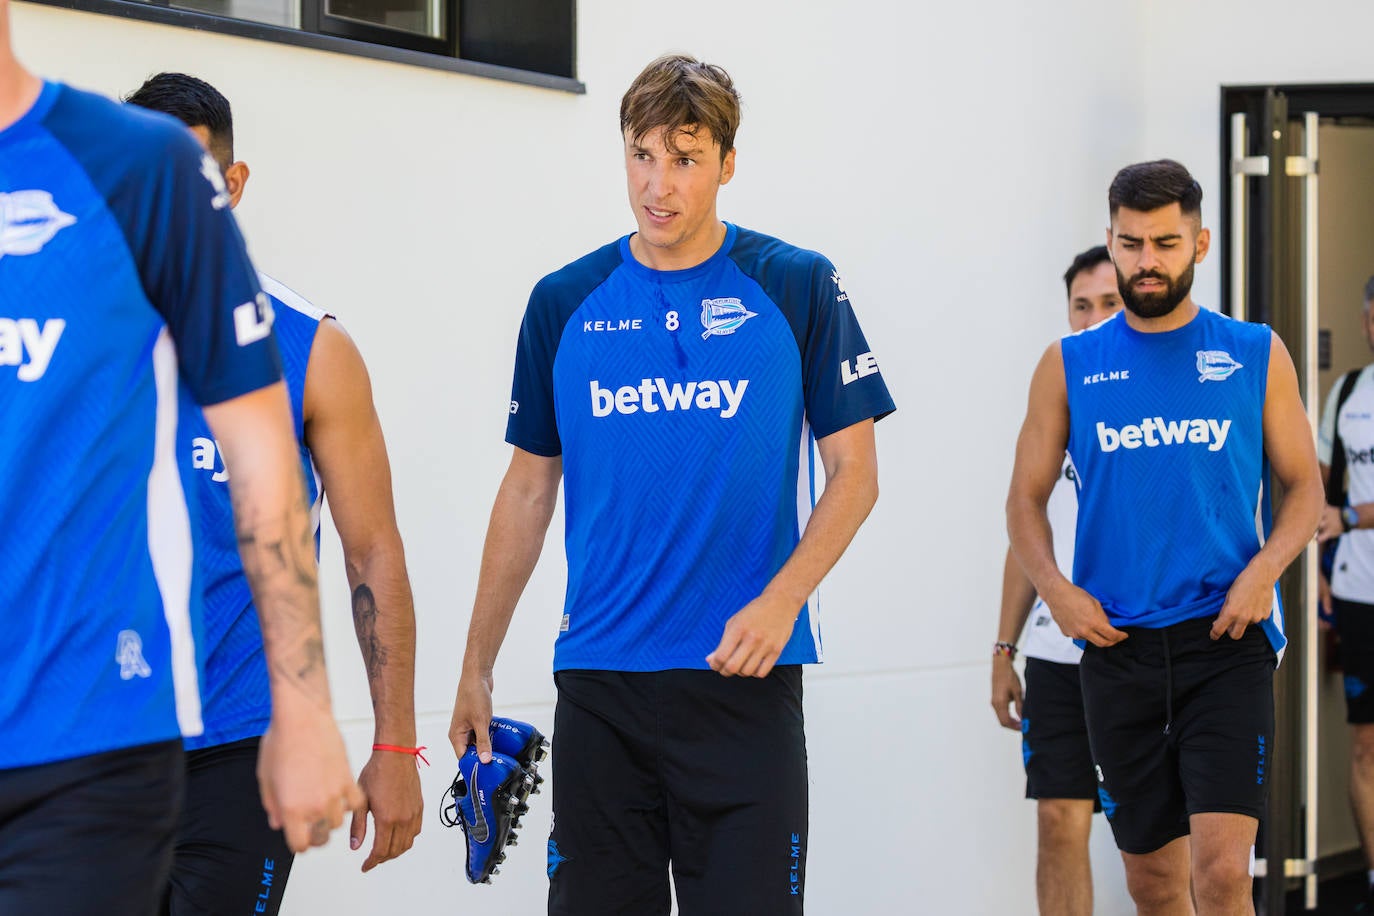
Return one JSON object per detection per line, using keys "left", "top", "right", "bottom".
{"left": 373, "top": 744, "right": 430, "bottom": 767}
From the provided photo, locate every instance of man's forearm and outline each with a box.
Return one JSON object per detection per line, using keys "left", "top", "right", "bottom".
{"left": 233, "top": 473, "right": 332, "bottom": 712}
{"left": 759, "top": 462, "right": 877, "bottom": 609}
{"left": 997, "top": 547, "right": 1038, "bottom": 645}
{"left": 1006, "top": 496, "right": 1071, "bottom": 605}
{"left": 1246, "top": 476, "right": 1323, "bottom": 583}
{"left": 463, "top": 477, "right": 558, "bottom": 675}
{"left": 347, "top": 543, "right": 417, "bottom": 745}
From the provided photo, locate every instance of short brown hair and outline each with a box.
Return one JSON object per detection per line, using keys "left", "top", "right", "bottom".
{"left": 1108, "top": 159, "right": 1202, "bottom": 218}
{"left": 620, "top": 54, "right": 741, "bottom": 161}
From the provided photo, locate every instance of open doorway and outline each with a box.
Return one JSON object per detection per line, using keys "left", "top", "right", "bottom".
{"left": 1222, "top": 84, "right": 1374, "bottom": 914}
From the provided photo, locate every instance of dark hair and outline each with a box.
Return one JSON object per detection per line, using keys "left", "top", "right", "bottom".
{"left": 125, "top": 72, "right": 234, "bottom": 168}
{"left": 620, "top": 54, "right": 741, "bottom": 161}
{"left": 1108, "top": 159, "right": 1202, "bottom": 218}
{"left": 1364, "top": 274, "right": 1374, "bottom": 304}
{"left": 1063, "top": 245, "right": 1111, "bottom": 297}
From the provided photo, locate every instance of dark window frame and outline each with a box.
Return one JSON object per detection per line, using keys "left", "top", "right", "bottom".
{"left": 304, "top": 0, "right": 450, "bottom": 57}
{"left": 30, "top": 0, "right": 584, "bottom": 94}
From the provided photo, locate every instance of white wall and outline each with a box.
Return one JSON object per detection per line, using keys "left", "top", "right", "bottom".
{"left": 1140, "top": 0, "right": 1374, "bottom": 313}
{"left": 11, "top": 1, "right": 1153, "bottom": 911}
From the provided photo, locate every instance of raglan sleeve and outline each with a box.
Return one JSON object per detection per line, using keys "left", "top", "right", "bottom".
{"left": 135, "top": 127, "right": 281, "bottom": 406}
{"left": 505, "top": 278, "right": 564, "bottom": 457}
{"left": 798, "top": 254, "right": 896, "bottom": 439}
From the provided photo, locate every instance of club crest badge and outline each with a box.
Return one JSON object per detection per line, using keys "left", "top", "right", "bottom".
{"left": 115, "top": 630, "right": 152, "bottom": 680}
{"left": 1197, "top": 350, "right": 1243, "bottom": 383}
{"left": 0, "top": 191, "right": 76, "bottom": 259}
{"left": 700, "top": 297, "right": 757, "bottom": 339}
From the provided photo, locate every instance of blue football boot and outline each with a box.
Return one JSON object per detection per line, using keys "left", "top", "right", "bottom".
{"left": 488, "top": 717, "right": 547, "bottom": 808}
{"left": 440, "top": 747, "right": 531, "bottom": 884}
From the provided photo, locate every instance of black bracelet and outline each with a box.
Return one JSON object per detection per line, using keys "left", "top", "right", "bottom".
{"left": 993, "top": 641, "right": 1017, "bottom": 660}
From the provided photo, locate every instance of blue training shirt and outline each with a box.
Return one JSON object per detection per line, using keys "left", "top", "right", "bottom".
{"left": 1062, "top": 308, "right": 1284, "bottom": 656}
{"left": 508, "top": 223, "right": 895, "bottom": 672}
{"left": 0, "top": 82, "right": 281, "bottom": 769}
{"left": 181, "top": 276, "right": 326, "bottom": 751}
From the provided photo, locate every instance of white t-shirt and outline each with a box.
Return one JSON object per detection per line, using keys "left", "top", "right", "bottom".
{"left": 1020, "top": 457, "right": 1082, "bottom": 664}
{"left": 1320, "top": 365, "right": 1374, "bottom": 603}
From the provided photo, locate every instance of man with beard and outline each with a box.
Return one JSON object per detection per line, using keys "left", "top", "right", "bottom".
{"left": 1006, "top": 160, "right": 1322, "bottom": 914}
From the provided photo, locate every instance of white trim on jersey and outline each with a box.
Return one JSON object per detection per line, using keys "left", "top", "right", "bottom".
{"left": 797, "top": 418, "right": 823, "bottom": 661}
{"left": 147, "top": 328, "right": 204, "bottom": 737}
{"left": 1253, "top": 477, "right": 1287, "bottom": 664}
{"left": 261, "top": 271, "right": 327, "bottom": 539}
{"left": 1020, "top": 457, "right": 1083, "bottom": 665}
{"left": 259, "top": 273, "right": 330, "bottom": 322}
{"left": 309, "top": 458, "right": 324, "bottom": 537}
{"left": 1269, "top": 586, "right": 1286, "bottom": 666}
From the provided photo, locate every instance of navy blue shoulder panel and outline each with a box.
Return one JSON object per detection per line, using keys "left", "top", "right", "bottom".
{"left": 506, "top": 240, "right": 624, "bottom": 456}
{"left": 533, "top": 239, "right": 625, "bottom": 313}
{"left": 727, "top": 226, "right": 825, "bottom": 355}
{"left": 728, "top": 226, "right": 895, "bottom": 438}
{"left": 41, "top": 85, "right": 279, "bottom": 405}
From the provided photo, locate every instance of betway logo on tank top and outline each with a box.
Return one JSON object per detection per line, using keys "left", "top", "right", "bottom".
{"left": 1096, "top": 417, "right": 1232, "bottom": 453}
{"left": 590, "top": 378, "right": 748, "bottom": 418}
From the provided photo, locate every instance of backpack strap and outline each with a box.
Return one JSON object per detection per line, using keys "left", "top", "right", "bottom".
{"left": 1327, "top": 368, "right": 1363, "bottom": 507}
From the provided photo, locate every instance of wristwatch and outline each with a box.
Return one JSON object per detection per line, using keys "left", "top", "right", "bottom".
{"left": 1343, "top": 506, "right": 1360, "bottom": 532}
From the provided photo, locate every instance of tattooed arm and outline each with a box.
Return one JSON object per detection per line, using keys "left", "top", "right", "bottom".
{"left": 302, "top": 319, "right": 421, "bottom": 872}
{"left": 203, "top": 381, "right": 364, "bottom": 854}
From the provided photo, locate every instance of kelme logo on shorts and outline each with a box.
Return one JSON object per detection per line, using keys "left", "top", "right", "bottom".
{"left": 1096, "top": 418, "right": 1232, "bottom": 453}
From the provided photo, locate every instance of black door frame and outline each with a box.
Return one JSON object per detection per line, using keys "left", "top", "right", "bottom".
{"left": 1220, "top": 82, "right": 1374, "bottom": 914}
{"left": 1221, "top": 83, "right": 1374, "bottom": 322}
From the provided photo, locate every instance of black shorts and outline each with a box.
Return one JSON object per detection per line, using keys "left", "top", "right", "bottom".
{"left": 163, "top": 736, "right": 295, "bottom": 916}
{"left": 1080, "top": 616, "right": 1275, "bottom": 855}
{"left": 548, "top": 667, "right": 808, "bottom": 916}
{"left": 1334, "top": 597, "right": 1374, "bottom": 724}
{"left": 0, "top": 739, "right": 183, "bottom": 915}
{"left": 1021, "top": 657, "right": 1099, "bottom": 807}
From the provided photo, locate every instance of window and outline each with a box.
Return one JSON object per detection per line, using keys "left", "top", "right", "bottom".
{"left": 36, "top": 0, "right": 580, "bottom": 90}
{"left": 171, "top": 0, "right": 299, "bottom": 29}
{"left": 325, "top": 0, "right": 444, "bottom": 39}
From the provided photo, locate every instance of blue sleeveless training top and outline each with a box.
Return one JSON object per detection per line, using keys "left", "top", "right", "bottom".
{"left": 1061, "top": 308, "right": 1283, "bottom": 655}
